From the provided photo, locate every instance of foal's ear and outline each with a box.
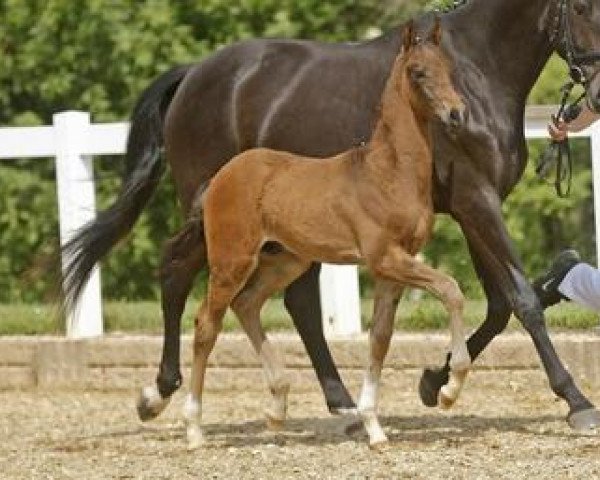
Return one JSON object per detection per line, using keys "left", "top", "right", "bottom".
{"left": 429, "top": 17, "right": 442, "bottom": 45}
{"left": 403, "top": 20, "right": 416, "bottom": 53}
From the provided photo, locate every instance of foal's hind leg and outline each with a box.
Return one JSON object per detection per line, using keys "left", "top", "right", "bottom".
{"left": 185, "top": 255, "right": 257, "bottom": 449}
{"left": 357, "top": 280, "right": 403, "bottom": 449}
{"left": 370, "top": 247, "right": 471, "bottom": 409}
{"left": 138, "top": 219, "right": 206, "bottom": 421}
{"left": 231, "top": 251, "right": 310, "bottom": 430}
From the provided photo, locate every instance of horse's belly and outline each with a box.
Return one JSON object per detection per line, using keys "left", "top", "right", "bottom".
{"left": 265, "top": 214, "right": 363, "bottom": 265}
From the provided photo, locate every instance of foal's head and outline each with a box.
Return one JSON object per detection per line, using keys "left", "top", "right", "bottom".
{"left": 398, "top": 19, "right": 465, "bottom": 129}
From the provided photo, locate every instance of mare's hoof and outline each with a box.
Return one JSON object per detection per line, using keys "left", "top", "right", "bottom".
{"left": 136, "top": 386, "right": 170, "bottom": 422}
{"left": 329, "top": 406, "right": 358, "bottom": 416}
{"left": 369, "top": 439, "right": 390, "bottom": 452}
{"left": 419, "top": 368, "right": 446, "bottom": 407}
{"left": 568, "top": 407, "right": 600, "bottom": 434}
{"left": 343, "top": 418, "right": 364, "bottom": 435}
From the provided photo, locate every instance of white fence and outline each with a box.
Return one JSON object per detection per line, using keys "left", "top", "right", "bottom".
{"left": 0, "top": 107, "right": 598, "bottom": 338}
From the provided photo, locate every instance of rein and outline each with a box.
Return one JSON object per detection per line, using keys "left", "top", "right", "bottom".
{"left": 536, "top": 0, "right": 600, "bottom": 197}
{"left": 535, "top": 81, "right": 585, "bottom": 197}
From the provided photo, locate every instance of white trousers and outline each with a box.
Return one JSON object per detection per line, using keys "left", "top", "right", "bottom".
{"left": 558, "top": 263, "right": 600, "bottom": 312}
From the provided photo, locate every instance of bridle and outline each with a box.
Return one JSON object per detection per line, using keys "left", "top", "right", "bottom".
{"left": 536, "top": 0, "right": 600, "bottom": 196}
{"left": 551, "top": 0, "right": 600, "bottom": 90}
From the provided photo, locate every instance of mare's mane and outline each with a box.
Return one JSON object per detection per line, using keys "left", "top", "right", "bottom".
{"left": 433, "top": 0, "right": 468, "bottom": 13}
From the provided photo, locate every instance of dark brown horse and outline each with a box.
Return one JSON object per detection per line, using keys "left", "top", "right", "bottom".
{"left": 62, "top": 0, "right": 600, "bottom": 432}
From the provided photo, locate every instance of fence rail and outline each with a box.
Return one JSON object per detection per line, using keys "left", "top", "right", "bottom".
{"left": 1, "top": 107, "right": 598, "bottom": 338}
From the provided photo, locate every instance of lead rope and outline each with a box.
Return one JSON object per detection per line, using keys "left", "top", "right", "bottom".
{"left": 535, "top": 81, "right": 585, "bottom": 197}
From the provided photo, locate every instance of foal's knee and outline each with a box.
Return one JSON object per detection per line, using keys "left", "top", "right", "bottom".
{"left": 438, "top": 277, "right": 464, "bottom": 313}
{"left": 193, "top": 314, "right": 223, "bottom": 353}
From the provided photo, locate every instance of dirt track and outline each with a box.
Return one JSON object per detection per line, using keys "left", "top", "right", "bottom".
{"left": 1, "top": 369, "right": 600, "bottom": 479}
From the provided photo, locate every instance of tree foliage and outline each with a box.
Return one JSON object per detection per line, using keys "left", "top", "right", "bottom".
{"left": 0, "top": 0, "right": 593, "bottom": 302}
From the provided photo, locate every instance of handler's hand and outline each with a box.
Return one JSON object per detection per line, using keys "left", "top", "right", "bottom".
{"left": 548, "top": 117, "right": 568, "bottom": 142}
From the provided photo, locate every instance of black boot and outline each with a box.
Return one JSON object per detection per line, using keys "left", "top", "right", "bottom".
{"left": 532, "top": 249, "right": 581, "bottom": 309}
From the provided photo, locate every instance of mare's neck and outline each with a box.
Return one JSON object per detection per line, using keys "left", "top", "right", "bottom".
{"left": 445, "top": 0, "right": 556, "bottom": 104}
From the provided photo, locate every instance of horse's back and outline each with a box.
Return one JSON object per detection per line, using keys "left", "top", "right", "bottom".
{"left": 164, "top": 35, "right": 401, "bottom": 212}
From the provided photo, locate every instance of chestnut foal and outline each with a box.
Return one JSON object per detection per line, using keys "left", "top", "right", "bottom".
{"left": 183, "top": 20, "right": 468, "bottom": 450}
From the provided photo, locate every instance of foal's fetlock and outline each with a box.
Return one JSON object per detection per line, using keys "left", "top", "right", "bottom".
{"left": 183, "top": 394, "right": 204, "bottom": 449}
{"left": 137, "top": 384, "right": 172, "bottom": 422}
{"left": 264, "top": 383, "right": 290, "bottom": 431}
{"left": 359, "top": 408, "right": 388, "bottom": 450}
{"left": 438, "top": 369, "right": 469, "bottom": 410}
{"left": 449, "top": 343, "right": 471, "bottom": 373}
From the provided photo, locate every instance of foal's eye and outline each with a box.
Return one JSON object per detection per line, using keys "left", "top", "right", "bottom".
{"left": 409, "top": 67, "right": 427, "bottom": 83}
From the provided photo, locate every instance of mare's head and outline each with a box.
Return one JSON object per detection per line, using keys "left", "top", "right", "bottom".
{"left": 557, "top": 0, "right": 600, "bottom": 111}
{"left": 399, "top": 19, "right": 465, "bottom": 130}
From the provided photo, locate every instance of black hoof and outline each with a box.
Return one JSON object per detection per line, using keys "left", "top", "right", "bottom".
{"left": 344, "top": 419, "right": 363, "bottom": 435}
{"left": 324, "top": 379, "right": 356, "bottom": 415}
{"left": 418, "top": 367, "right": 448, "bottom": 408}
{"left": 137, "top": 398, "right": 160, "bottom": 422}
{"left": 136, "top": 388, "right": 170, "bottom": 422}
{"left": 568, "top": 407, "right": 600, "bottom": 434}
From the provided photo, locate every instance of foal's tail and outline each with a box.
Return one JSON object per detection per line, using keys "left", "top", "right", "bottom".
{"left": 60, "top": 65, "right": 191, "bottom": 311}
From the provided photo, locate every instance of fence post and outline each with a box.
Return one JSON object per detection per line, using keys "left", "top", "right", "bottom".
{"left": 591, "top": 122, "right": 600, "bottom": 267}
{"left": 53, "top": 111, "right": 103, "bottom": 338}
{"left": 319, "top": 264, "right": 362, "bottom": 337}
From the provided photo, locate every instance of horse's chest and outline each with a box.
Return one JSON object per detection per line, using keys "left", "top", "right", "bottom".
{"left": 387, "top": 206, "right": 433, "bottom": 248}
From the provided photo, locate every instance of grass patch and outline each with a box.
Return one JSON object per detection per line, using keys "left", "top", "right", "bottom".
{"left": 0, "top": 298, "right": 597, "bottom": 335}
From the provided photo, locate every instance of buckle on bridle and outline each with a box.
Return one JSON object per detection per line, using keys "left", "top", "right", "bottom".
{"left": 569, "top": 65, "right": 586, "bottom": 85}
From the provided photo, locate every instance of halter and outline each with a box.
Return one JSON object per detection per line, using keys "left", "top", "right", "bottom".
{"left": 552, "top": 0, "right": 600, "bottom": 89}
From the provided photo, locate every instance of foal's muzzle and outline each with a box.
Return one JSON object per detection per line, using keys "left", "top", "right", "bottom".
{"left": 440, "top": 105, "right": 466, "bottom": 131}
{"left": 449, "top": 108, "right": 464, "bottom": 128}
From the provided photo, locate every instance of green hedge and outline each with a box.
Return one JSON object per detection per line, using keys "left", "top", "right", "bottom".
{"left": 0, "top": 1, "right": 595, "bottom": 304}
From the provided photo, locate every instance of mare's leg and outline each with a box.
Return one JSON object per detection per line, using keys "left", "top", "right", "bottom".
{"left": 284, "top": 264, "right": 356, "bottom": 414}
{"left": 357, "top": 280, "right": 402, "bottom": 449}
{"left": 184, "top": 254, "right": 257, "bottom": 449}
{"left": 419, "top": 238, "right": 511, "bottom": 407}
{"left": 138, "top": 218, "right": 206, "bottom": 421}
{"left": 370, "top": 247, "right": 471, "bottom": 408}
{"left": 440, "top": 190, "right": 599, "bottom": 431}
{"left": 231, "top": 251, "right": 311, "bottom": 430}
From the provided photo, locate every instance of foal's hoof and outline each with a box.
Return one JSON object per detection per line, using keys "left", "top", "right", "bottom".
{"left": 369, "top": 439, "right": 390, "bottom": 452}
{"left": 136, "top": 386, "right": 170, "bottom": 422}
{"left": 568, "top": 407, "right": 600, "bottom": 434}
{"left": 419, "top": 368, "right": 446, "bottom": 408}
{"left": 437, "top": 390, "right": 456, "bottom": 410}
{"left": 265, "top": 414, "right": 285, "bottom": 432}
{"left": 186, "top": 428, "right": 205, "bottom": 451}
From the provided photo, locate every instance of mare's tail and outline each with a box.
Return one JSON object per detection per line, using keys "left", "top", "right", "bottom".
{"left": 60, "top": 65, "right": 191, "bottom": 311}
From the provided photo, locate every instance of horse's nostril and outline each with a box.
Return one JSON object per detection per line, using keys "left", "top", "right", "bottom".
{"left": 449, "top": 108, "right": 462, "bottom": 125}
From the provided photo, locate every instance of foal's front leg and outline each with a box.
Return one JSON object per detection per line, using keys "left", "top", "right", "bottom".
{"left": 357, "top": 280, "right": 402, "bottom": 450}
{"left": 371, "top": 247, "right": 471, "bottom": 408}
